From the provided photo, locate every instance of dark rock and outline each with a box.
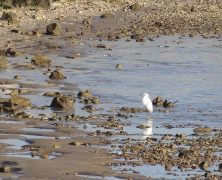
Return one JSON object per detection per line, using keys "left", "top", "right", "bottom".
{"left": 219, "top": 163, "right": 222, "bottom": 172}
{"left": 49, "top": 69, "right": 66, "bottom": 80}
{"left": 46, "top": 23, "right": 61, "bottom": 36}
{"left": 31, "top": 54, "right": 51, "bottom": 67}
{"left": 50, "top": 95, "right": 74, "bottom": 109}
{"left": 69, "top": 141, "right": 86, "bottom": 146}
{"left": 0, "top": 56, "right": 8, "bottom": 69}
{"left": 163, "top": 100, "right": 175, "bottom": 108}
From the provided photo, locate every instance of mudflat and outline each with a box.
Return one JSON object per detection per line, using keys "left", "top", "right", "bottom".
{"left": 0, "top": 1, "right": 221, "bottom": 180}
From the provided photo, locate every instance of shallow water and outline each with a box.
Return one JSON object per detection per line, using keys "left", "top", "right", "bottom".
{"left": 1, "top": 36, "right": 222, "bottom": 179}
{"left": 2, "top": 151, "right": 61, "bottom": 160}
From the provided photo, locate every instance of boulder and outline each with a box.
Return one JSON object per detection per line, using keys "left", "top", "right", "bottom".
{"left": 50, "top": 95, "right": 74, "bottom": 109}
{"left": 46, "top": 23, "right": 61, "bottom": 36}
{"left": 49, "top": 69, "right": 66, "bottom": 80}
{"left": 0, "top": 57, "right": 8, "bottom": 69}
{"left": 31, "top": 54, "right": 51, "bottom": 67}
{"left": 152, "top": 96, "right": 164, "bottom": 106}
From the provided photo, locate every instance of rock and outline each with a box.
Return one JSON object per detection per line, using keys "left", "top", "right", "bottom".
{"left": 50, "top": 95, "right": 74, "bottom": 109}
{"left": 0, "top": 165, "right": 11, "bottom": 173}
{"left": 53, "top": 144, "right": 61, "bottom": 149}
{"left": 0, "top": 95, "right": 31, "bottom": 112}
{"left": 14, "top": 75, "right": 21, "bottom": 80}
{"left": 43, "top": 92, "right": 61, "bottom": 97}
{"left": 176, "top": 133, "right": 187, "bottom": 139}
{"left": 199, "top": 161, "right": 209, "bottom": 171}
{"left": 165, "top": 163, "right": 172, "bottom": 171}
{"left": 46, "top": 23, "right": 61, "bottom": 36}
{"left": 31, "top": 54, "right": 51, "bottom": 67}
{"left": 69, "top": 141, "right": 85, "bottom": 147}
{"left": 66, "top": 53, "right": 81, "bottom": 59}
{"left": 129, "top": 3, "right": 140, "bottom": 11}
{"left": 5, "top": 48, "right": 22, "bottom": 57}
{"left": 169, "top": 143, "right": 177, "bottom": 150}
{"left": 193, "top": 127, "right": 212, "bottom": 134}
{"left": 0, "top": 56, "right": 8, "bottom": 69}
{"left": 49, "top": 69, "right": 66, "bottom": 80}
{"left": 82, "top": 17, "right": 91, "bottom": 29}
{"left": 116, "top": 64, "right": 122, "bottom": 70}
{"left": 40, "top": 153, "right": 48, "bottom": 159}
{"left": 82, "top": 105, "right": 95, "bottom": 111}
{"left": 136, "top": 124, "right": 151, "bottom": 129}
{"left": 100, "top": 13, "right": 114, "bottom": 18}
{"left": 1, "top": 11, "right": 19, "bottom": 25}
{"left": 219, "top": 163, "right": 222, "bottom": 172}
{"left": 163, "top": 100, "right": 175, "bottom": 108}
{"left": 78, "top": 90, "right": 93, "bottom": 99}
{"left": 152, "top": 96, "right": 164, "bottom": 106}
{"left": 83, "top": 96, "right": 100, "bottom": 104}
{"left": 96, "top": 44, "right": 106, "bottom": 48}
{"left": 11, "top": 96, "right": 31, "bottom": 107}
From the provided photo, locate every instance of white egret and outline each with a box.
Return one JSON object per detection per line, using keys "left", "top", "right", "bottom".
{"left": 142, "top": 93, "right": 153, "bottom": 115}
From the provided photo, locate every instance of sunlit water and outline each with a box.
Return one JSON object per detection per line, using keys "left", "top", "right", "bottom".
{"left": 0, "top": 36, "right": 222, "bottom": 179}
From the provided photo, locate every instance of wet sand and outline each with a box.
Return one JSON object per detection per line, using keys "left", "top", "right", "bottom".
{"left": 0, "top": 1, "right": 222, "bottom": 180}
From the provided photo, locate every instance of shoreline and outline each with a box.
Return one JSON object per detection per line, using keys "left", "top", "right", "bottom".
{"left": 1, "top": 0, "right": 222, "bottom": 53}
{"left": 0, "top": 1, "right": 222, "bottom": 180}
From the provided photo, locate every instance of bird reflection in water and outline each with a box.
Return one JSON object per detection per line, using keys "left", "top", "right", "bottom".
{"left": 143, "top": 118, "right": 153, "bottom": 138}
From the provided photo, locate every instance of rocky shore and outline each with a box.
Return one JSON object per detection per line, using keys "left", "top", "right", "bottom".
{"left": 1, "top": 0, "right": 222, "bottom": 52}
{"left": 0, "top": 1, "right": 222, "bottom": 180}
